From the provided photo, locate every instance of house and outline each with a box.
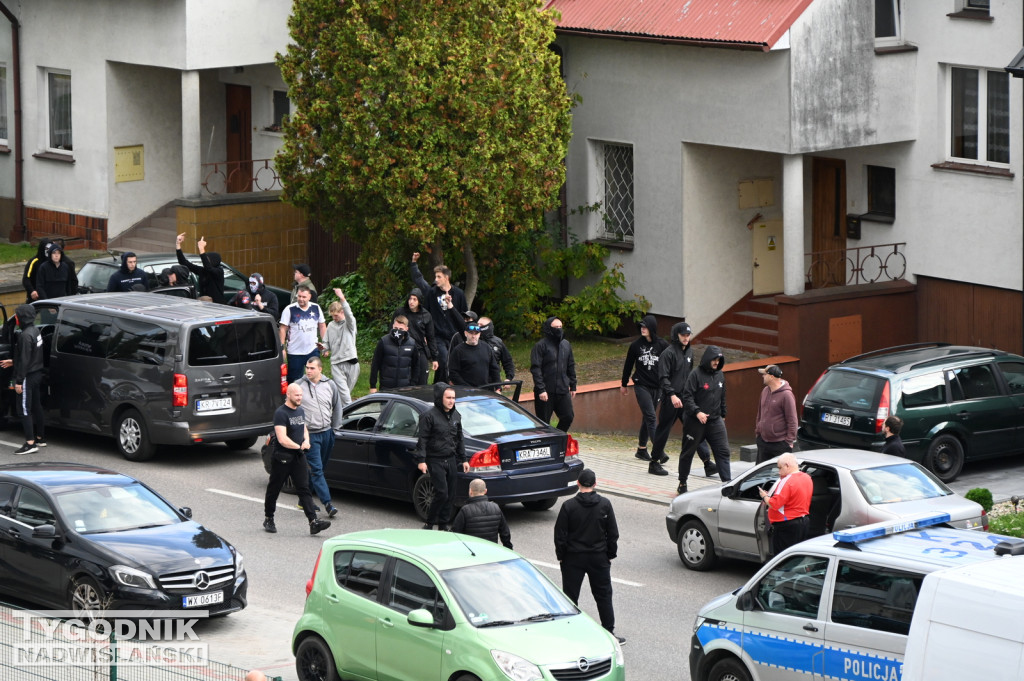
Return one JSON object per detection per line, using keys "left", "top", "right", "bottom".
{"left": 545, "top": 0, "right": 1023, "bottom": 394}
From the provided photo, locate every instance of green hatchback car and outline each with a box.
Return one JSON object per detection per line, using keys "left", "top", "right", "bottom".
{"left": 292, "top": 529, "right": 625, "bottom": 681}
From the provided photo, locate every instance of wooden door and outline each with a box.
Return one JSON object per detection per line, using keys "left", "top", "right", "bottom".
{"left": 810, "top": 158, "right": 847, "bottom": 288}
{"left": 752, "top": 219, "right": 784, "bottom": 295}
{"left": 225, "top": 84, "right": 252, "bottom": 193}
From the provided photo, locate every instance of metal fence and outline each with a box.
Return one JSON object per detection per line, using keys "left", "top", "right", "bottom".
{"left": 0, "top": 604, "right": 281, "bottom": 681}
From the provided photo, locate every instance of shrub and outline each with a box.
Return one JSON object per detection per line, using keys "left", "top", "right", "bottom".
{"left": 965, "top": 487, "right": 993, "bottom": 512}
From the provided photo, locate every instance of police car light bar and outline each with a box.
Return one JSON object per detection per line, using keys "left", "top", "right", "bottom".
{"left": 833, "top": 512, "right": 952, "bottom": 544}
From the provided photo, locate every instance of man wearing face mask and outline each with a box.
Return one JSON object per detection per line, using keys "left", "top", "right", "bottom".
{"left": 530, "top": 316, "right": 577, "bottom": 432}
{"left": 369, "top": 315, "right": 420, "bottom": 393}
{"left": 247, "top": 272, "right": 280, "bottom": 321}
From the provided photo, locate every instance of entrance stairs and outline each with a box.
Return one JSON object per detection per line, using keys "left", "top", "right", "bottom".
{"left": 107, "top": 201, "right": 178, "bottom": 254}
{"left": 699, "top": 292, "right": 779, "bottom": 357}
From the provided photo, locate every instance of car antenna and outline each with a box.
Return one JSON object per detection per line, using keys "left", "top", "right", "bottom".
{"left": 457, "top": 536, "right": 476, "bottom": 557}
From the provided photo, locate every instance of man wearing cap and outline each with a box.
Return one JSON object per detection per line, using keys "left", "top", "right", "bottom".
{"left": 554, "top": 469, "right": 624, "bottom": 644}
{"left": 758, "top": 453, "right": 812, "bottom": 555}
{"left": 447, "top": 321, "right": 500, "bottom": 388}
{"left": 290, "top": 264, "right": 318, "bottom": 305}
{"left": 754, "top": 364, "right": 798, "bottom": 464}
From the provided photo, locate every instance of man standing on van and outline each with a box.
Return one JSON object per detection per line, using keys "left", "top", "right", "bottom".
{"left": 754, "top": 364, "right": 798, "bottom": 464}
{"left": 759, "top": 453, "right": 812, "bottom": 555}
{"left": 1, "top": 305, "right": 46, "bottom": 454}
{"left": 299, "top": 357, "right": 342, "bottom": 519}
{"left": 280, "top": 288, "right": 327, "bottom": 384}
{"left": 263, "top": 383, "right": 332, "bottom": 535}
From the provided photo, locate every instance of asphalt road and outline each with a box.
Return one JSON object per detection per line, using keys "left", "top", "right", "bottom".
{"left": 3, "top": 429, "right": 1022, "bottom": 681}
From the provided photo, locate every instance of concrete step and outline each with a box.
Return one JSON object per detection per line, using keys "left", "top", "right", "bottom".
{"left": 149, "top": 216, "right": 179, "bottom": 233}
{"left": 733, "top": 310, "right": 778, "bottom": 330}
{"left": 749, "top": 296, "right": 779, "bottom": 315}
{"left": 718, "top": 323, "right": 778, "bottom": 345}
{"left": 702, "top": 336, "right": 779, "bottom": 357}
{"left": 113, "top": 236, "right": 166, "bottom": 254}
{"left": 133, "top": 224, "right": 174, "bottom": 242}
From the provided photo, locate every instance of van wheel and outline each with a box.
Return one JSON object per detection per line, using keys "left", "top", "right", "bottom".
{"left": 708, "top": 657, "right": 751, "bottom": 681}
{"left": 677, "top": 519, "right": 717, "bottom": 571}
{"left": 115, "top": 409, "right": 156, "bottom": 461}
{"left": 225, "top": 437, "right": 258, "bottom": 451}
{"left": 412, "top": 474, "right": 435, "bottom": 522}
{"left": 522, "top": 498, "right": 557, "bottom": 511}
{"left": 926, "top": 434, "right": 964, "bottom": 483}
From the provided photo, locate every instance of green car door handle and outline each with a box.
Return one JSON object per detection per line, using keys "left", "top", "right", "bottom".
{"left": 326, "top": 594, "right": 339, "bottom": 604}
{"left": 380, "top": 618, "right": 395, "bottom": 628}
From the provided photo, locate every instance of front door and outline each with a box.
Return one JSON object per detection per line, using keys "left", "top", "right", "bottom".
{"left": 225, "top": 84, "right": 252, "bottom": 193}
{"left": 810, "top": 158, "right": 847, "bottom": 288}
{"left": 752, "top": 219, "right": 785, "bottom": 295}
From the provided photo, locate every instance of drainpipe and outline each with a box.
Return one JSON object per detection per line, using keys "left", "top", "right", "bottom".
{"left": 0, "top": 2, "right": 21, "bottom": 243}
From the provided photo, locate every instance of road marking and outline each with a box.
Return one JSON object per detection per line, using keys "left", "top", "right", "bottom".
{"left": 529, "top": 559, "right": 643, "bottom": 587}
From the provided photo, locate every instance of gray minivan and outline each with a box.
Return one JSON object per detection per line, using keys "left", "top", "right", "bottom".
{"left": 0, "top": 293, "right": 283, "bottom": 460}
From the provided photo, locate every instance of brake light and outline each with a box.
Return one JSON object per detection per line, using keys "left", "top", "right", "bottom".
{"left": 875, "top": 381, "right": 890, "bottom": 434}
{"left": 469, "top": 444, "right": 501, "bottom": 471}
{"left": 802, "top": 370, "right": 828, "bottom": 413}
{"left": 172, "top": 373, "right": 188, "bottom": 407}
{"left": 280, "top": 363, "right": 288, "bottom": 394}
{"left": 305, "top": 550, "right": 322, "bottom": 597}
{"left": 982, "top": 509, "right": 989, "bottom": 532}
{"left": 565, "top": 434, "right": 579, "bottom": 458}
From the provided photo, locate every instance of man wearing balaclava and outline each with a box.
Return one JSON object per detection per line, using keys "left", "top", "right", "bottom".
{"left": 368, "top": 315, "right": 420, "bottom": 393}
{"left": 530, "top": 316, "right": 577, "bottom": 432}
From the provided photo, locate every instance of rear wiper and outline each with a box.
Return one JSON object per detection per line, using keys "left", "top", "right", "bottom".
{"left": 477, "top": 620, "right": 517, "bottom": 628}
{"left": 817, "top": 398, "right": 844, "bottom": 406}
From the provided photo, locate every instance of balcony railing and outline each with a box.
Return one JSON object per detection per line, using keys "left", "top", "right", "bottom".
{"left": 804, "top": 242, "right": 906, "bottom": 288}
{"left": 201, "top": 158, "right": 282, "bottom": 196}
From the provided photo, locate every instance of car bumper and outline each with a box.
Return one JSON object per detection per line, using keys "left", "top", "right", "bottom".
{"left": 456, "top": 459, "right": 584, "bottom": 505}
{"left": 666, "top": 513, "right": 681, "bottom": 543}
{"left": 689, "top": 633, "right": 706, "bottom": 681}
{"left": 106, "top": 574, "right": 248, "bottom": 616}
{"left": 149, "top": 420, "right": 272, "bottom": 446}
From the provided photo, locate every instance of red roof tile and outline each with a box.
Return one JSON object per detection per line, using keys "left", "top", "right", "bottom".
{"left": 543, "top": 0, "right": 815, "bottom": 50}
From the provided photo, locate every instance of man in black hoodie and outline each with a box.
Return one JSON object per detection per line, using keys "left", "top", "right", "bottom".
{"left": 37, "top": 243, "right": 76, "bottom": 299}
{"left": 649, "top": 322, "right": 715, "bottom": 477}
{"left": 677, "top": 345, "right": 732, "bottom": 493}
{"left": 530, "top": 316, "right": 576, "bottom": 432}
{"left": 414, "top": 383, "right": 469, "bottom": 530}
{"left": 175, "top": 233, "right": 225, "bottom": 303}
{"left": 22, "top": 239, "right": 53, "bottom": 302}
{"left": 396, "top": 288, "right": 438, "bottom": 385}
{"left": 2, "top": 305, "right": 46, "bottom": 454}
{"left": 247, "top": 273, "right": 279, "bottom": 320}
{"left": 478, "top": 317, "right": 515, "bottom": 381}
{"left": 410, "top": 251, "right": 467, "bottom": 383}
{"left": 554, "top": 468, "right": 623, "bottom": 643}
{"left": 620, "top": 314, "right": 668, "bottom": 466}
{"left": 107, "top": 252, "right": 149, "bottom": 292}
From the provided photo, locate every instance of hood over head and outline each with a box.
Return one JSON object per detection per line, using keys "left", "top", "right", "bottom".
{"left": 479, "top": 320, "right": 494, "bottom": 340}
{"left": 119, "top": 252, "right": 137, "bottom": 272}
{"left": 15, "top": 304, "right": 35, "bottom": 326}
{"left": 170, "top": 264, "right": 190, "bottom": 283}
{"left": 248, "top": 272, "right": 264, "bottom": 293}
{"left": 638, "top": 314, "right": 659, "bottom": 341}
{"left": 542, "top": 316, "right": 564, "bottom": 342}
{"left": 669, "top": 321, "right": 692, "bottom": 347}
{"left": 157, "top": 268, "right": 172, "bottom": 287}
{"left": 205, "top": 252, "right": 222, "bottom": 268}
{"left": 699, "top": 345, "right": 724, "bottom": 372}
{"left": 34, "top": 238, "right": 53, "bottom": 259}
{"left": 407, "top": 287, "right": 424, "bottom": 308}
{"left": 433, "top": 382, "right": 453, "bottom": 410}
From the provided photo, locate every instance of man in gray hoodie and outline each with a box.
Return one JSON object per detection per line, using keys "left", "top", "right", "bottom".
{"left": 299, "top": 357, "right": 344, "bottom": 519}
{"left": 754, "top": 364, "right": 797, "bottom": 463}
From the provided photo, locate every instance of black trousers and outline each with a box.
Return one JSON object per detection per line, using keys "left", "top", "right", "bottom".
{"left": 264, "top": 450, "right": 317, "bottom": 522}
{"left": 19, "top": 372, "right": 45, "bottom": 442}
{"left": 426, "top": 456, "right": 458, "bottom": 526}
{"left": 413, "top": 348, "right": 431, "bottom": 386}
{"left": 434, "top": 342, "right": 450, "bottom": 383}
{"left": 770, "top": 515, "right": 809, "bottom": 556}
{"left": 633, "top": 384, "right": 659, "bottom": 449}
{"left": 678, "top": 416, "right": 732, "bottom": 482}
{"left": 756, "top": 436, "right": 793, "bottom": 464}
{"left": 650, "top": 399, "right": 711, "bottom": 463}
{"left": 535, "top": 392, "right": 574, "bottom": 433}
{"left": 560, "top": 552, "right": 615, "bottom": 633}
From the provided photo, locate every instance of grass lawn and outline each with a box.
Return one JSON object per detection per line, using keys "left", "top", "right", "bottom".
{"left": 0, "top": 242, "right": 108, "bottom": 265}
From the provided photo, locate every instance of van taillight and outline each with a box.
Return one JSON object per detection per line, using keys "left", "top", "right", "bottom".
{"left": 172, "top": 374, "right": 188, "bottom": 407}
{"left": 566, "top": 434, "right": 579, "bottom": 458}
{"left": 875, "top": 382, "right": 890, "bottom": 434}
{"left": 280, "top": 363, "right": 287, "bottom": 394}
{"left": 305, "top": 549, "right": 322, "bottom": 598}
{"left": 469, "top": 444, "right": 501, "bottom": 471}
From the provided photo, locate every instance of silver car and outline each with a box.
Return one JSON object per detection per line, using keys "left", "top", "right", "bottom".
{"left": 665, "top": 449, "right": 987, "bottom": 571}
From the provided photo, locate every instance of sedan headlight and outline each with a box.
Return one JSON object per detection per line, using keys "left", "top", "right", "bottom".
{"left": 110, "top": 565, "right": 157, "bottom": 590}
{"left": 491, "top": 650, "right": 543, "bottom": 681}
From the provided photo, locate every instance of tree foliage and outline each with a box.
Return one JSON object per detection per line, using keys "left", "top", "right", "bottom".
{"left": 276, "top": 0, "right": 573, "bottom": 305}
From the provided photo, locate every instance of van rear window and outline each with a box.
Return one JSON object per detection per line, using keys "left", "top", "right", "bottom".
{"left": 810, "top": 371, "right": 885, "bottom": 411}
{"left": 188, "top": 320, "right": 277, "bottom": 366}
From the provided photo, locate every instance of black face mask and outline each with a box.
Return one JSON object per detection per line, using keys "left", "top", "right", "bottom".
{"left": 548, "top": 327, "right": 563, "bottom": 341}
{"left": 392, "top": 329, "right": 408, "bottom": 343}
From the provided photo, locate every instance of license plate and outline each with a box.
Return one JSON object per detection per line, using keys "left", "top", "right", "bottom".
{"left": 183, "top": 591, "right": 223, "bottom": 608}
{"left": 821, "top": 412, "right": 852, "bottom": 427}
{"left": 196, "top": 397, "right": 232, "bottom": 412}
{"left": 516, "top": 446, "right": 550, "bottom": 462}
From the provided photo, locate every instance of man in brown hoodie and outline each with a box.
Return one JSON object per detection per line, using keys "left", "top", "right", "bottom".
{"left": 754, "top": 364, "right": 798, "bottom": 463}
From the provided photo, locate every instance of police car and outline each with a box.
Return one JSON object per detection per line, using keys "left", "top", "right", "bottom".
{"left": 689, "top": 513, "right": 1024, "bottom": 681}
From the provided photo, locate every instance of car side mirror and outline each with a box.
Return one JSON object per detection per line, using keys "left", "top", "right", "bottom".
{"left": 737, "top": 591, "right": 754, "bottom": 611}
{"left": 32, "top": 524, "right": 58, "bottom": 539}
{"left": 179, "top": 507, "right": 193, "bottom": 519}
{"left": 407, "top": 608, "right": 435, "bottom": 628}
{"left": 721, "top": 484, "right": 735, "bottom": 497}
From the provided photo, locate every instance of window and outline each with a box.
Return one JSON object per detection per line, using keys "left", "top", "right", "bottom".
{"left": 950, "top": 67, "right": 1009, "bottom": 165}
{"left": 55, "top": 310, "right": 113, "bottom": 358}
{"left": 0, "top": 64, "right": 8, "bottom": 144}
{"left": 866, "top": 166, "right": 895, "bottom": 219}
{"left": 107, "top": 319, "right": 170, "bottom": 366}
{"left": 380, "top": 403, "right": 419, "bottom": 437}
{"left": 948, "top": 364, "right": 1001, "bottom": 400}
{"left": 271, "top": 90, "right": 290, "bottom": 132}
{"left": 996, "top": 361, "right": 1024, "bottom": 395}
{"left": 0, "top": 482, "right": 15, "bottom": 517}
{"left": 595, "top": 142, "right": 634, "bottom": 242}
{"left": 387, "top": 560, "right": 445, "bottom": 623}
{"left": 341, "top": 400, "right": 385, "bottom": 431}
{"left": 900, "top": 372, "right": 946, "bottom": 408}
{"left": 46, "top": 70, "right": 72, "bottom": 153}
{"left": 875, "top": 0, "right": 901, "bottom": 46}
{"left": 14, "top": 487, "right": 56, "bottom": 528}
{"left": 831, "top": 561, "right": 922, "bottom": 635}
{"left": 333, "top": 550, "right": 386, "bottom": 598}
{"left": 754, "top": 554, "right": 829, "bottom": 618}
{"left": 187, "top": 320, "right": 278, "bottom": 366}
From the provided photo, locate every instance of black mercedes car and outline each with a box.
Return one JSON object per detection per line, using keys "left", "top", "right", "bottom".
{"left": 0, "top": 463, "right": 247, "bottom": 616}
{"left": 316, "top": 385, "right": 584, "bottom": 520}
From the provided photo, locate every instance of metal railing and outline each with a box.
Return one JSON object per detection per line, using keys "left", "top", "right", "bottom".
{"left": 804, "top": 242, "right": 906, "bottom": 288}
{"left": 201, "top": 159, "right": 282, "bottom": 196}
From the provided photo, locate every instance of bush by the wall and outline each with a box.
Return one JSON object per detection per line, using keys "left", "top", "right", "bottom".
{"left": 965, "top": 487, "right": 994, "bottom": 512}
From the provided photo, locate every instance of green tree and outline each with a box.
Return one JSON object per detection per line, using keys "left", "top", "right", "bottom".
{"left": 276, "top": 0, "right": 573, "bottom": 307}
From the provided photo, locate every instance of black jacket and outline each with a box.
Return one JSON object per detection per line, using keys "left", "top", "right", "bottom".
{"left": 37, "top": 258, "right": 75, "bottom": 299}
{"left": 13, "top": 305, "right": 43, "bottom": 381}
{"left": 530, "top": 317, "right": 576, "bottom": 396}
{"left": 683, "top": 345, "right": 727, "bottom": 419}
{"left": 882, "top": 435, "right": 906, "bottom": 457}
{"left": 622, "top": 314, "right": 669, "bottom": 391}
{"left": 480, "top": 323, "right": 515, "bottom": 380}
{"left": 448, "top": 341, "right": 500, "bottom": 388}
{"left": 22, "top": 239, "right": 52, "bottom": 302}
{"left": 410, "top": 261, "right": 468, "bottom": 340}
{"left": 659, "top": 322, "right": 697, "bottom": 398}
{"left": 396, "top": 289, "right": 438, "bottom": 361}
{"left": 414, "top": 383, "right": 466, "bottom": 463}
{"left": 176, "top": 249, "right": 225, "bottom": 303}
{"left": 554, "top": 490, "right": 619, "bottom": 561}
{"left": 107, "top": 253, "right": 149, "bottom": 292}
{"left": 369, "top": 328, "right": 419, "bottom": 390}
{"left": 452, "top": 495, "right": 512, "bottom": 548}
{"left": 248, "top": 273, "right": 280, "bottom": 321}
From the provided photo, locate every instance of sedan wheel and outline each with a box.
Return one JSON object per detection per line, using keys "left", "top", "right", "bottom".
{"left": 677, "top": 519, "right": 717, "bottom": 571}
{"left": 412, "top": 474, "right": 435, "bottom": 522}
{"left": 69, "top": 576, "right": 106, "bottom": 617}
{"left": 295, "top": 636, "right": 337, "bottom": 681}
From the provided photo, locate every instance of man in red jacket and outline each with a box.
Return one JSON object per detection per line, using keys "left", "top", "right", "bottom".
{"left": 758, "top": 453, "right": 812, "bottom": 556}
{"left": 754, "top": 364, "right": 798, "bottom": 463}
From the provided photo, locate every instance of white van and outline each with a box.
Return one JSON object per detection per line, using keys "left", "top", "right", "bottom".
{"left": 689, "top": 513, "right": 1024, "bottom": 681}
{"left": 901, "top": 554, "right": 1024, "bottom": 681}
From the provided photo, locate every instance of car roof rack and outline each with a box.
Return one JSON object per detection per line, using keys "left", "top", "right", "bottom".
{"left": 832, "top": 512, "right": 951, "bottom": 549}
{"left": 840, "top": 342, "right": 951, "bottom": 364}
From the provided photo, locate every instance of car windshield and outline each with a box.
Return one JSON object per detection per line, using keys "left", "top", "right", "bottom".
{"left": 456, "top": 397, "right": 543, "bottom": 437}
{"left": 442, "top": 558, "right": 578, "bottom": 627}
{"left": 77, "top": 262, "right": 117, "bottom": 291}
{"left": 852, "top": 463, "right": 952, "bottom": 504}
{"left": 54, "top": 483, "right": 180, "bottom": 534}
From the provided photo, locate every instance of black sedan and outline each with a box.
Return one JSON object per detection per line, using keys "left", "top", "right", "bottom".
{"left": 323, "top": 386, "right": 584, "bottom": 520}
{"left": 0, "top": 463, "right": 247, "bottom": 616}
